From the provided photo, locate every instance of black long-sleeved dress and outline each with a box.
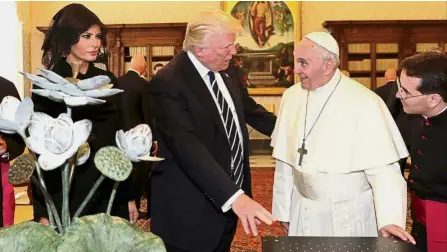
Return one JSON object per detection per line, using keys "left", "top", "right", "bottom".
{"left": 31, "top": 59, "right": 134, "bottom": 222}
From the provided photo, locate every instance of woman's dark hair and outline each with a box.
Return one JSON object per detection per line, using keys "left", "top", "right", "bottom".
{"left": 400, "top": 51, "right": 447, "bottom": 101}
{"left": 41, "top": 3, "right": 108, "bottom": 70}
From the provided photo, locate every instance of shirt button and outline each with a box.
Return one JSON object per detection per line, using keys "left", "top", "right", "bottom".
{"left": 409, "top": 179, "right": 414, "bottom": 183}
{"left": 418, "top": 150, "right": 423, "bottom": 155}
{"left": 414, "top": 164, "right": 419, "bottom": 169}
{"left": 425, "top": 121, "right": 431, "bottom": 127}
{"left": 421, "top": 135, "right": 427, "bottom": 141}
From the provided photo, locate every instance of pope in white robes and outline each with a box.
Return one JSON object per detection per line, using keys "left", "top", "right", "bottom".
{"left": 271, "top": 31, "right": 416, "bottom": 244}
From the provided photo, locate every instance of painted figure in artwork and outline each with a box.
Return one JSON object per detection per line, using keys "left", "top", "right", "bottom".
{"left": 249, "top": 1, "right": 275, "bottom": 47}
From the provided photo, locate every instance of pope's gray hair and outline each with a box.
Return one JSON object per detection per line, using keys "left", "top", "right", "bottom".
{"left": 183, "top": 9, "right": 242, "bottom": 52}
{"left": 321, "top": 49, "right": 340, "bottom": 70}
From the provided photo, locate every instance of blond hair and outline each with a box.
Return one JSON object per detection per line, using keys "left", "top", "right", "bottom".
{"left": 183, "top": 9, "right": 242, "bottom": 51}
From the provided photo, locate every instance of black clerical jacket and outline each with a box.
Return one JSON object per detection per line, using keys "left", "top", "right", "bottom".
{"left": 409, "top": 110, "right": 447, "bottom": 202}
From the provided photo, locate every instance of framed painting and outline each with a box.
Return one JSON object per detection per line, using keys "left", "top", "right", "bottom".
{"left": 222, "top": 1, "right": 301, "bottom": 95}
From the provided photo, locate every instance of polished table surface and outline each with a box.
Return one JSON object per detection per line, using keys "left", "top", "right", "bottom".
{"left": 262, "top": 236, "right": 421, "bottom": 252}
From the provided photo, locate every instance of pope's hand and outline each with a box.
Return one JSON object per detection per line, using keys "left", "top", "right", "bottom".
{"left": 232, "top": 194, "right": 276, "bottom": 236}
{"left": 280, "top": 221, "right": 289, "bottom": 234}
{"left": 379, "top": 224, "right": 416, "bottom": 245}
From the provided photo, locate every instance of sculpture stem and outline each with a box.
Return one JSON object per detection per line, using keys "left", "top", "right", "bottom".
{"left": 107, "top": 181, "right": 120, "bottom": 214}
{"left": 68, "top": 163, "right": 75, "bottom": 190}
{"left": 62, "top": 161, "right": 70, "bottom": 232}
{"left": 34, "top": 161, "right": 55, "bottom": 230}
{"left": 30, "top": 175, "right": 63, "bottom": 234}
{"left": 73, "top": 174, "right": 105, "bottom": 219}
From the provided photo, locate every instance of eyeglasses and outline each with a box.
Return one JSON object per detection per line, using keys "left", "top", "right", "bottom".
{"left": 396, "top": 78, "right": 426, "bottom": 102}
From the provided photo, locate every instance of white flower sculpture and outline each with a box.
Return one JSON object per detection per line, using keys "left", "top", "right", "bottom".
{"left": 0, "top": 96, "right": 33, "bottom": 137}
{"left": 27, "top": 112, "right": 92, "bottom": 171}
{"left": 21, "top": 69, "right": 123, "bottom": 107}
{"left": 116, "top": 124, "right": 163, "bottom": 162}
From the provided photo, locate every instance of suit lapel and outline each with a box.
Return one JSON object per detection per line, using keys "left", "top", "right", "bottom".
{"left": 178, "top": 52, "right": 226, "bottom": 135}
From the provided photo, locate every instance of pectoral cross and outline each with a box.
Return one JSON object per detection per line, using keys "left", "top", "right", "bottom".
{"left": 297, "top": 142, "right": 308, "bottom": 166}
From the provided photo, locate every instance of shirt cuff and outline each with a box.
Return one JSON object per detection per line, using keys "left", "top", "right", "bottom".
{"left": 221, "top": 189, "right": 244, "bottom": 213}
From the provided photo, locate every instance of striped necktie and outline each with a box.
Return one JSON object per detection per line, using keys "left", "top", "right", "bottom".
{"left": 208, "top": 71, "right": 244, "bottom": 187}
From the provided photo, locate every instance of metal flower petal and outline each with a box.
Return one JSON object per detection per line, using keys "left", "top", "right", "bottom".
{"left": 83, "top": 89, "right": 123, "bottom": 98}
{"left": 76, "top": 142, "right": 91, "bottom": 166}
{"left": 28, "top": 112, "right": 53, "bottom": 140}
{"left": 76, "top": 75, "right": 111, "bottom": 90}
{"left": 60, "top": 83, "right": 85, "bottom": 97}
{"left": 0, "top": 120, "right": 19, "bottom": 134}
{"left": 38, "top": 153, "right": 68, "bottom": 171}
{"left": 0, "top": 96, "right": 33, "bottom": 135}
{"left": 138, "top": 153, "right": 164, "bottom": 162}
{"left": 20, "top": 72, "right": 60, "bottom": 87}
{"left": 63, "top": 97, "right": 106, "bottom": 107}
{"left": 0, "top": 96, "right": 20, "bottom": 121}
{"left": 124, "top": 124, "right": 152, "bottom": 157}
{"left": 37, "top": 68, "right": 70, "bottom": 84}
{"left": 115, "top": 124, "right": 162, "bottom": 163}
{"left": 115, "top": 130, "right": 127, "bottom": 151}
{"left": 31, "top": 89, "right": 70, "bottom": 102}
{"left": 15, "top": 97, "right": 34, "bottom": 126}
{"left": 23, "top": 70, "right": 122, "bottom": 107}
{"left": 26, "top": 112, "right": 92, "bottom": 170}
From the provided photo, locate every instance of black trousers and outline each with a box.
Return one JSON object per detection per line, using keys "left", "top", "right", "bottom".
{"left": 411, "top": 220, "right": 427, "bottom": 252}
{"left": 165, "top": 213, "right": 238, "bottom": 252}
{"left": 132, "top": 162, "right": 152, "bottom": 210}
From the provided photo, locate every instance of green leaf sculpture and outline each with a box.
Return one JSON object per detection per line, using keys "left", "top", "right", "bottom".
{"left": 0, "top": 222, "right": 59, "bottom": 252}
{"left": 8, "top": 153, "right": 35, "bottom": 185}
{"left": 94, "top": 146, "right": 132, "bottom": 181}
{"left": 58, "top": 214, "right": 166, "bottom": 252}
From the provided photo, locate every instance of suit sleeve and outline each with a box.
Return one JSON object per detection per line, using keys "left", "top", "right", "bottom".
{"left": 149, "top": 77, "right": 240, "bottom": 208}
{"left": 119, "top": 79, "right": 144, "bottom": 131}
{"left": 141, "top": 84, "right": 156, "bottom": 140}
{"left": 241, "top": 83, "right": 277, "bottom": 137}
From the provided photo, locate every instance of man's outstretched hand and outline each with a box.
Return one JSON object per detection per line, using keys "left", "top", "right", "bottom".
{"left": 232, "top": 194, "right": 276, "bottom": 236}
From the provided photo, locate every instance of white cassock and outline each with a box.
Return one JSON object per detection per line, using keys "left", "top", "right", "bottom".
{"left": 271, "top": 69, "right": 409, "bottom": 237}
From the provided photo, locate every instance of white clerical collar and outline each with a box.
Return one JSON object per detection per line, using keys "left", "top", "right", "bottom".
{"left": 128, "top": 69, "right": 143, "bottom": 77}
{"left": 312, "top": 69, "right": 341, "bottom": 94}
{"left": 423, "top": 105, "right": 447, "bottom": 119}
{"left": 187, "top": 51, "right": 213, "bottom": 79}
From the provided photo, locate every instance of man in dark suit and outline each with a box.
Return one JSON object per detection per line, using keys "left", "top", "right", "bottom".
{"left": 149, "top": 9, "right": 277, "bottom": 252}
{"left": 375, "top": 68, "right": 420, "bottom": 174}
{"left": 117, "top": 55, "right": 155, "bottom": 220}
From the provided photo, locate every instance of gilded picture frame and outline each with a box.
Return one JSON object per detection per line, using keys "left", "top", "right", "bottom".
{"left": 222, "top": 1, "right": 301, "bottom": 96}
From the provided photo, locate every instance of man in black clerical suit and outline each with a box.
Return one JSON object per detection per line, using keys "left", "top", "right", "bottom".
{"left": 397, "top": 51, "right": 447, "bottom": 252}
{"left": 149, "top": 10, "right": 277, "bottom": 252}
{"left": 117, "top": 55, "right": 156, "bottom": 219}
{"left": 375, "top": 68, "right": 419, "bottom": 174}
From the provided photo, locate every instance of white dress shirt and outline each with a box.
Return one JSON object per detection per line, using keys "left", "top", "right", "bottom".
{"left": 187, "top": 51, "right": 244, "bottom": 212}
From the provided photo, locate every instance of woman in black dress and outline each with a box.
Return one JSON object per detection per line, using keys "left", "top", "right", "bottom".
{"left": 31, "top": 3, "right": 138, "bottom": 226}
